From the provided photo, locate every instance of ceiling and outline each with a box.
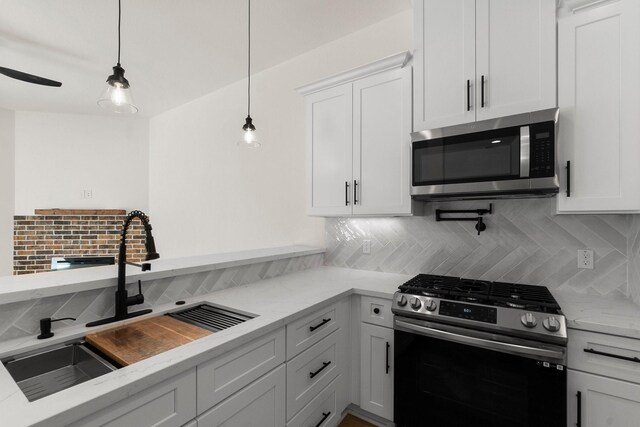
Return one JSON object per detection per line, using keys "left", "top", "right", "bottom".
{"left": 0, "top": 0, "right": 411, "bottom": 117}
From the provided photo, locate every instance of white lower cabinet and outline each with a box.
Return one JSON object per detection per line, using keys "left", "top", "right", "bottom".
{"left": 70, "top": 369, "right": 197, "bottom": 427}
{"left": 360, "top": 322, "right": 394, "bottom": 421}
{"left": 286, "top": 375, "right": 341, "bottom": 427}
{"left": 197, "top": 365, "right": 286, "bottom": 427}
{"left": 197, "top": 328, "right": 286, "bottom": 413}
{"left": 568, "top": 370, "right": 640, "bottom": 427}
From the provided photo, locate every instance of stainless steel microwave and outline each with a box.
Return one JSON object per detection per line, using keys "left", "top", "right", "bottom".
{"left": 411, "top": 108, "right": 559, "bottom": 201}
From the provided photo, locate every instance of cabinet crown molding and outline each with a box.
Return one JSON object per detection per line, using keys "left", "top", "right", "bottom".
{"left": 296, "top": 51, "right": 411, "bottom": 96}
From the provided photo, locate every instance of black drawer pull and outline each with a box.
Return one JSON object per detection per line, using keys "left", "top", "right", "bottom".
{"left": 386, "top": 341, "right": 390, "bottom": 374}
{"left": 309, "top": 318, "right": 331, "bottom": 332}
{"left": 309, "top": 361, "right": 331, "bottom": 379}
{"left": 314, "top": 411, "right": 331, "bottom": 427}
{"left": 576, "top": 391, "right": 582, "bottom": 427}
{"left": 566, "top": 161, "right": 571, "bottom": 197}
{"left": 466, "top": 79, "right": 471, "bottom": 111}
{"left": 584, "top": 347, "right": 640, "bottom": 363}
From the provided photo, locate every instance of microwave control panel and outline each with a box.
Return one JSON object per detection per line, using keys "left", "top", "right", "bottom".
{"left": 529, "top": 121, "right": 555, "bottom": 178}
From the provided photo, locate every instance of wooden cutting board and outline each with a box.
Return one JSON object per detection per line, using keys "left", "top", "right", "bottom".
{"left": 85, "top": 316, "right": 212, "bottom": 366}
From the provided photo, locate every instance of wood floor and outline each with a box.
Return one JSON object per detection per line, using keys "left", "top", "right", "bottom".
{"left": 338, "top": 414, "right": 377, "bottom": 427}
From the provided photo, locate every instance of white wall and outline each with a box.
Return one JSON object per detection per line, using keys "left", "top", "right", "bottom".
{"left": 14, "top": 112, "right": 150, "bottom": 215}
{"left": 149, "top": 10, "right": 413, "bottom": 258}
{"left": 0, "top": 108, "right": 15, "bottom": 276}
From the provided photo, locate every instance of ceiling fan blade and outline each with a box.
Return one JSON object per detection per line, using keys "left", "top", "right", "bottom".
{"left": 0, "top": 67, "right": 62, "bottom": 87}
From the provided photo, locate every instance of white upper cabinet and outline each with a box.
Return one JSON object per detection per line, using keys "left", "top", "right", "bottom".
{"left": 557, "top": 0, "right": 640, "bottom": 213}
{"left": 299, "top": 52, "right": 413, "bottom": 217}
{"left": 414, "top": 0, "right": 556, "bottom": 131}
{"left": 353, "top": 67, "right": 412, "bottom": 216}
{"left": 475, "top": 0, "right": 557, "bottom": 120}
{"left": 305, "top": 85, "right": 353, "bottom": 216}
{"left": 414, "top": 0, "right": 476, "bottom": 129}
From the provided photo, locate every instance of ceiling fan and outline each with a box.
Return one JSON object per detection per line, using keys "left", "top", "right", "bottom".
{"left": 0, "top": 66, "right": 61, "bottom": 87}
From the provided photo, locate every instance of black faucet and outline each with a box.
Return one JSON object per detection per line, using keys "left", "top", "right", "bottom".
{"left": 86, "top": 210, "right": 160, "bottom": 327}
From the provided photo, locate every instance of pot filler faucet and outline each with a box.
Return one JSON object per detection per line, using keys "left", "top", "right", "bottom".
{"left": 86, "top": 210, "right": 160, "bottom": 327}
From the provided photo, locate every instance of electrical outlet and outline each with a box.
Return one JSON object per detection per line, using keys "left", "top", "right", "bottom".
{"left": 577, "top": 249, "right": 594, "bottom": 269}
{"left": 363, "top": 240, "right": 371, "bottom": 254}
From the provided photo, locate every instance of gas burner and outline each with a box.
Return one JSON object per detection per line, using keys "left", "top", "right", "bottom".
{"left": 505, "top": 301, "right": 526, "bottom": 309}
{"left": 455, "top": 280, "right": 490, "bottom": 293}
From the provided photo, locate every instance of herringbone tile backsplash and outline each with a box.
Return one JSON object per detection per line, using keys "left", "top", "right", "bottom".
{"left": 0, "top": 253, "right": 324, "bottom": 342}
{"left": 325, "top": 198, "right": 640, "bottom": 304}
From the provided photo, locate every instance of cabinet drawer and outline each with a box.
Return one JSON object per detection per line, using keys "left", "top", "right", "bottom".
{"left": 286, "top": 299, "right": 347, "bottom": 360}
{"left": 197, "top": 328, "right": 285, "bottom": 413}
{"left": 197, "top": 365, "right": 286, "bottom": 427}
{"left": 568, "top": 329, "right": 640, "bottom": 383}
{"left": 70, "top": 369, "right": 196, "bottom": 427}
{"left": 287, "top": 375, "right": 341, "bottom": 427}
{"left": 360, "top": 296, "right": 393, "bottom": 328}
{"left": 287, "top": 328, "right": 344, "bottom": 420}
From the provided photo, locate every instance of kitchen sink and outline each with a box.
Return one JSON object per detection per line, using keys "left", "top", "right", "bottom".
{"left": 3, "top": 341, "right": 118, "bottom": 402}
{"left": 166, "top": 303, "right": 256, "bottom": 332}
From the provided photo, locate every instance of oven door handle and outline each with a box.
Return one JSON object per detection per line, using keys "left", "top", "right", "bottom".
{"left": 395, "top": 319, "right": 565, "bottom": 362}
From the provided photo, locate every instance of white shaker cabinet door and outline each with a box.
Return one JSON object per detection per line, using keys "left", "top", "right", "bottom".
{"left": 568, "top": 370, "right": 640, "bottom": 427}
{"left": 475, "top": 0, "right": 556, "bottom": 121}
{"left": 197, "top": 365, "right": 286, "bottom": 427}
{"left": 557, "top": 0, "right": 640, "bottom": 212}
{"left": 306, "top": 84, "right": 353, "bottom": 216}
{"left": 353, "top": 66, "right": 412, "bottom": 216}
{"left": 360, "top": 323, "right": 394, "bottom": 421}
{"left": 414, "top": 0, "right": 476, "bottom": 131}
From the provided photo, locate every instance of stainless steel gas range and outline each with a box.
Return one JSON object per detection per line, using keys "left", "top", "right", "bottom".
{"left": 392, "top": 274, "right": 567, "bottom": 427}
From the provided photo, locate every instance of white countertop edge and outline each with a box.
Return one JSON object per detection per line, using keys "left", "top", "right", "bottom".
{"left": 0, "top": 245, "right": 325, "bottom": 304}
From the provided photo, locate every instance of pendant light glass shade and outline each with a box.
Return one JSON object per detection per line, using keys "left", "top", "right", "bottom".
{"left": 238, "top": 115, "right": 260, "bottom": 147}
{"left": 98, "top": 64, "right": 138, "bottom": 114}
{"left": 238, "top": 0, "right": 260, "bottom": 148}
{"left": 98, "top": 0, "right": 138, "bottom": 114}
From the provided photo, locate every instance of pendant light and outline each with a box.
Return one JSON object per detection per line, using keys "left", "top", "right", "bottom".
{"left": 238, "top": 0, "right": 260, "bottom": 147}
{"left": 98, "top": 0, "right": 138, "bottom": 114}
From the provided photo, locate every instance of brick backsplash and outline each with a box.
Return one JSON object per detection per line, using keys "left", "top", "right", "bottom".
{"left": 13, "top": 215, "right": 145, "bottom": 275}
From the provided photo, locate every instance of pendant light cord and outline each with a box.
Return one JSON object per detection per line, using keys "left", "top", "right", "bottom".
{"left": 247, "top": 0, "right": 251, "bottom": 116}
{"left": 117, "top": 0, "right": 122, "bottom": 65}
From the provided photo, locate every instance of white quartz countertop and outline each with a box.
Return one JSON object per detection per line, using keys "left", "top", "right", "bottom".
{"left": 554, "top": 289, "right": 640, "bottom": 339}
{"left": 0, "top": 266, "right": 409, "bottom": 427}
{"left": 0, "top": 245, "right": 325, "bottom": 304}
{"left": 1, "top": 263, "right": 639, "bottom": 426}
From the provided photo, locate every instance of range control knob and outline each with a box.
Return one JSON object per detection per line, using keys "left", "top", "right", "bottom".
{"left": 425, "top": 300, "right": 437, "bottom": 312}
{"left": 520, "top": 312, "right": 538, "bottom": 328}
{"left": 409, "top": 297, "right": 422, "bottom": 310}
{"left": 543, "top": 316, "right": 561, "bottom": 332}
{"left": 397, "top": 295, "right": 408, "bottom": 307}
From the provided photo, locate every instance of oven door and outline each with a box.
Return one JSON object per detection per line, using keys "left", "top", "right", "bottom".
{"left": 412, "top": 125, "right": 530, "bottom": 195}
{"left": 394, "top": 317, "right": 566, "bottom": 427}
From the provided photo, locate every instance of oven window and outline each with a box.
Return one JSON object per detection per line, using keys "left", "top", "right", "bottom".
{"left": 394, "top": 329, "right": 566, "bottom": 427}
{"left": 412, "top": 126, "right": 522, "bottom": 186}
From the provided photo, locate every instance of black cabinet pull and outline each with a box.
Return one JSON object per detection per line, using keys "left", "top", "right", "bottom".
{"left": 576, "top": 391, "right": 582, "bottom": 427}
{"left": 386, "top": 341, "right": 390, "bottom": 374}
{"left": 566, "top": 161, "right": 571, "bottom": 197}
{"left": 309, "top": 361, "right": 331, "bottom": 379}
{"left": 354, "top": 180, "right": 358, "bottom": 205}
{"left": 584, "top": 347, "right": 640, "bottom": 363}
{"left": 466, "top": 79, "right": 471, "bottom": 111}
{"left": 345, "top": 181, "right": 350, "bottom": 206}
{"left": 309, "top": 318, "right": 331, "bottom": 332}
{"left": 373, "top": 307, "right": 380, "bottom": 314}
{"left": 314, "top": 411, "right": 331, "bottom": 427}
{"left": 481, "top": 75, "right": 486, "bottom": 108}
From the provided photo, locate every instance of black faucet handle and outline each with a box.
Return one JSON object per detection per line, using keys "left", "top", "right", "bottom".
{"left": 126, "top": 280, "right": 145, "bottom": 307}
{"left": 37, "top": 317, "right": 76, "bottom": 340}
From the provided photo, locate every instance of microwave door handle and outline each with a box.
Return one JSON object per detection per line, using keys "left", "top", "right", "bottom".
{"left": 520, "top": 126, "right": 530, "bottom": 178}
